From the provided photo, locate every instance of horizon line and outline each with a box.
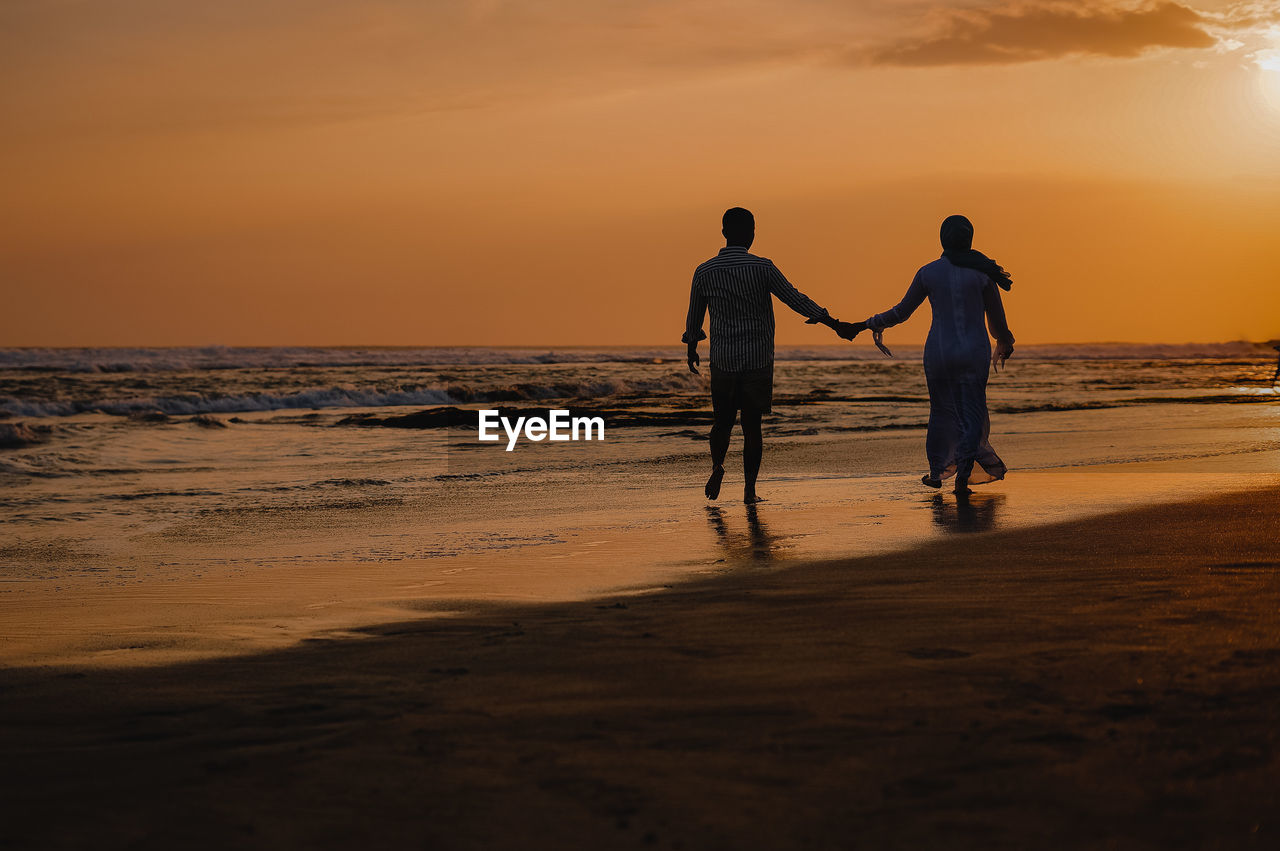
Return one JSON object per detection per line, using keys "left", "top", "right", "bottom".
{"left": 1, "top": 340, "right": 1277, "bottom": 351}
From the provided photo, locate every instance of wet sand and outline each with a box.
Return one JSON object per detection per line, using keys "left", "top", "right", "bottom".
{"left": 4, "top": 396, "right": 1277, "bottom": 669}
{"left": 3, "top": 467, "right": 1275, "bottom": 668}
{"left": 3, "top": 486, "right": 1279, "bottom": 849}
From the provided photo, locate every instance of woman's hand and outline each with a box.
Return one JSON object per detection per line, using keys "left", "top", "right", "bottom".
{"left": 871, "top": 328, "right": 893, "bottom": 358}
{"left": 992, "top": 339, "right": 1014, "bottom": 372}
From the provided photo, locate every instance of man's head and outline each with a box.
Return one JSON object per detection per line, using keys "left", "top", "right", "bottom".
{"left": 722, "top": 207, "right": 755, "bottom": 249}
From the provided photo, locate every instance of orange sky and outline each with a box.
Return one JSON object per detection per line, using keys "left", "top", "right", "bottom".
{"left": 3, "top": 0, "right": 1280, "bottom": 346}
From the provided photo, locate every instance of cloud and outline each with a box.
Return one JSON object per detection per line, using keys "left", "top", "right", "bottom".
{"left": 1207, "top": 1, "right": 1280, "bottom": 30}
{"left": 866, "top": 2, "right": 1218, "bottom": 67}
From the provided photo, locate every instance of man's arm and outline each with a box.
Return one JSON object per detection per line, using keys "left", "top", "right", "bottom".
{"left": 681, "top": 273, "right": 708, "bottom": 374}
{"left": 768, "top": 262, "right": 862, "bottom": 340}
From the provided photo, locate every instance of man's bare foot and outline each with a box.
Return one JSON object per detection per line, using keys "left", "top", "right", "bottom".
{"left": 744, "top": 491, "right": 765, "bottom": 505}
{"left": 705, "top": 465, "right": 725, "bottom": 500}
{"left": 922, "top": 474, "right": 942, "bottom": 489}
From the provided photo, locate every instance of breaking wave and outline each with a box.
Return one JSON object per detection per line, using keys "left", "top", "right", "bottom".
{"left": 0, "top": 386, "right": 456, "bottom": 418}
{"left": 1, "top": 341, "right": 1275, "bottom": 373}
{"left": 0, "top": 346, "right": 684, "bottom": 373}
{"left": 0, "top": 374, "right": 706, "bottom": 419}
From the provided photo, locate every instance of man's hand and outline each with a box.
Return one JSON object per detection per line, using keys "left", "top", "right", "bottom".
{"left": 687, "top": 345, "right": 701, "bottom": 375}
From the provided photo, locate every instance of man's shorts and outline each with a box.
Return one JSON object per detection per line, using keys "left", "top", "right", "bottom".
{"left": 710, "top": 364, "right": 774, "bottom": 415}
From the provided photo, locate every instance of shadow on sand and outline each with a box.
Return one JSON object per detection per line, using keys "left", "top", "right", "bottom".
{"left": 2, "top": 488, "right": 1280, "bottom": 849}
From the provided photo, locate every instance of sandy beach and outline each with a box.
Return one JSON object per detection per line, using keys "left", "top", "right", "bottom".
{"left": 3, "top": 346, "right": 1278, "bottom": 848}
{"left": 3, "top": 483, "right": 1280, "bottom": 849}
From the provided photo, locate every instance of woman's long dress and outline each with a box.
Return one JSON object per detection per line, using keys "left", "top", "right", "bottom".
{"left": 867, "top": 258, "right": 1015, "bottom": 484}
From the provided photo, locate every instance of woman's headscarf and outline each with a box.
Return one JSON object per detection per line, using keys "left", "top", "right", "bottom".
{"left": 940, "top": 215, "right": 1012, "bottom": 291}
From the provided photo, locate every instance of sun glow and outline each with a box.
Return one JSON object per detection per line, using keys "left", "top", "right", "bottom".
{"left": 1257, "top": 48, "right": 1280, "bottom": 72}
{"left": 1256, "top": 48, "right": 1280, "bottom": 112}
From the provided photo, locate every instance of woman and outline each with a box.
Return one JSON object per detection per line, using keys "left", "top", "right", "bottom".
{"left": 863, "top": 215, "right": 1015, "bottom": 495}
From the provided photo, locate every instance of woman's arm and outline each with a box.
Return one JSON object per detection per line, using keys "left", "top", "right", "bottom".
{"left": 982, "top": 282, "right": 1014, "bottom": 345}
{"left": 866, "top": 270, "right": 927, "bottom": 331}
{"left": 983, "top": 281, "right": 1015, "bottom": 370}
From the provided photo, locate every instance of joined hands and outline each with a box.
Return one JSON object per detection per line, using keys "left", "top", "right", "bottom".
{"left": 691, "top": 315, "right": 897, "bottom": 373}
{"left": 834, "top": 320, "right": 865, "bottom": 341}
{"left": 806, "top": 317, "right": 866, "bottom": 342}
{"left": 812, "top": 317, "right": 893, "bottom": 356}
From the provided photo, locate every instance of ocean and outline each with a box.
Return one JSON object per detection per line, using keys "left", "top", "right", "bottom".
{"left": 2, "top": 341, "right": 1276, "bottom": 471}
{"left": 2, "top": 343, "right": 1278, "bottom": 665}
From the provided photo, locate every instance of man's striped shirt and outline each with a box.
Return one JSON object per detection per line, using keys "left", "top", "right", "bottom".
{"left": 682, "top": 246, "right": 830, "bottom": 372}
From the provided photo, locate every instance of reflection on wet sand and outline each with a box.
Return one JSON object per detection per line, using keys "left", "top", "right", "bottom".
{"left": 704, "top": 490, "right": 1006, "bottom": 563}
{"left": 705, "top": 504, "right": 777, "bottom": 562}
{"left": 930, "top": 491, "right": 1005, "bottom": 533}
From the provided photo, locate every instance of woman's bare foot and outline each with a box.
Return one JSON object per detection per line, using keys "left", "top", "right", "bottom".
{"left": 922, "top": 474, "right": 942, "bottom": 489}
{"left": 705, "top": 465, "right": 725, "bottom": 500}
{"left": 953, "top": 476, "right": 972, "bottom": 496}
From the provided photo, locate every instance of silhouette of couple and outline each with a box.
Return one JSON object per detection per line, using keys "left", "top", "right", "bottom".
{"left": 683, "top": 207, "right": 1015, "bottom": 504}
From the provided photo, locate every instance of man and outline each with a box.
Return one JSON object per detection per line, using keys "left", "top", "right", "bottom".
{"left": 683, "top": 207, "right": 861, "bottom": 504}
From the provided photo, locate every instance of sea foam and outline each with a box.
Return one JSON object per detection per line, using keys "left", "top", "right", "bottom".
{"left": 0, "top": 341, "right": 1273, "bottom": 373}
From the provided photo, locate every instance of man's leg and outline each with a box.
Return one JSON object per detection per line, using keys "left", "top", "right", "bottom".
{"left": 706, "top": 401, "right": 737, "bottom": 500}
{"left": 741, "top": 406, "right": 764, "bottom": 504}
